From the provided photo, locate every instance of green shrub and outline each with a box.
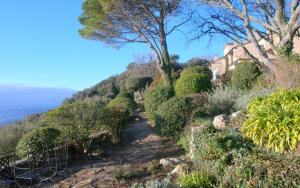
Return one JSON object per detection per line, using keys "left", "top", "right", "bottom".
{"left": 47, "top": 101, "right": 110, "bottom": 154}
{"left": 155, "top": 96, "right": 192, "bottom": 138}
{"left": 231, "top": 61, "right": 261, "bottom": 90}
{"left": 126, "top": 76, "right": 153, "bottom": 91}
{"left": 206, "top": 86, "right": 241, "bottom": 115}
{"left": 242, "top": 89, "right": 300, "bottom": 153}
{"left": 180, "top": 66, "right": 212, "bottom": 77}
{"left": 188, "top": 93, "right": 209, "bottom": 118}
{"left": 144, "top": 85, "right": 171, "bottom": 122}
{"left": 116, "top": 91, "right": 134, "bottom": 101}
{"left": 177, "top": 134, "right": 190, "bottom": 152}
{"left": 220, "top": 70, "right": 233, "bottom": 85}
{"left": 178, "top": 172, "right": 216, "bottom": 188}
{"left": 175, "top": 66, "right": 212, "bottom": 96}
{"left": 98, "top": 107, "right": 129, "bottom": 144}
{"left": 16, "top": 127, "right": 61, "bottom": 158}
{"left": 107, "top": 96, "right": 135, "bottom": 114}
{"left": 220, "top": 148, "right": 300, "bottom": 187}
{"left": 185, "top": 58, "right": 210, "bottom": 67}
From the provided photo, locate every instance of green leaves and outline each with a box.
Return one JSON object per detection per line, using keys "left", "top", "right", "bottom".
{"left": 175, "top": 66, "right": 213, "bottom": 96}
{"left": 242, "top": 89, "right": 300, "bottom": 153}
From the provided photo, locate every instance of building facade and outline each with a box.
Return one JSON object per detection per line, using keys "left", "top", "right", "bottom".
{"left": 210, "top": 36, "right": 300, "bottom": 79}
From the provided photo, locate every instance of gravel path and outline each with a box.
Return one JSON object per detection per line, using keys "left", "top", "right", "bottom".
{"left": 47, "top": 111, "right": 183, "bottom": 188}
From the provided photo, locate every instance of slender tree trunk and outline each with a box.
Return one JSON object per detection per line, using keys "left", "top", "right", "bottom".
{"left": 157, "top": 0, "right": 174, "bottom": 96}
{"left": 160, "top": 38, "right": 174, "bottom": 96}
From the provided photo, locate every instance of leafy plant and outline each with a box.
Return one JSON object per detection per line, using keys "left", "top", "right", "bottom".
{"left": 242, "top": 89, "right": 300, "bottom": 152}
{"left": 231, "top": 61, "right": 261, "bottom": 90}
{"left": 47, "top": 101, "right": 112, "bottom": 154}
{"left": 126, "top": 75, "right": 153, "bottom": 91}
{"left": 175, "top": 66, "right": 212, "bottom": 96}
{"left": 206, "top": 86, "right": 241, "bottom": 115}
{"left": 16, "top": 127, "right": 61, "bottom": 158}
{"left": 155, "top": 96, "right": 192, "bottom": 138}
{"left": 107, "top": 96, "right": 135, "bottom": 114}
{"left": 178, "top": 172, "right": 216, "bottom": 188}
{"left": 144, "top": 85, "right": 171, "bottom": 122}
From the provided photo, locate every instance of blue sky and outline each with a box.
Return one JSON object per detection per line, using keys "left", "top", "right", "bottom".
{"left": 0, "top": 0, "right": 227, "bottom": 91}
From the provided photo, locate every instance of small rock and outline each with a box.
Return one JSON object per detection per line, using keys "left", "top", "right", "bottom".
{"left": 213, "top": 114, "right": 229, "bottom": 130}
{"left": 159, "top": 158, "right": 182, "bottom": 168}
{"left": 231, "top": 111, "right": 242, "bottom": 118}
{"left": 171, "top": 165, "right": 184, "bottom": 175}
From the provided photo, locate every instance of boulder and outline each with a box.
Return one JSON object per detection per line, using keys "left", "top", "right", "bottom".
{"left": 213, "top": 114, "right": 229, "bottom": 130}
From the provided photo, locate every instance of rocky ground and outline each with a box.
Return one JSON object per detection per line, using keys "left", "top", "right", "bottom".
{"left": 43, "top": 112, "right": 184, "bottom": 188}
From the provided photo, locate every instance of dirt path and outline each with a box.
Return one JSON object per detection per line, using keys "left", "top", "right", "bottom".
{"left": 48, "top": 111, "right": 183, "bottom": 188}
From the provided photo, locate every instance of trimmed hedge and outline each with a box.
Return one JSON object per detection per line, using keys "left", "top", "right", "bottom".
{"left": 175, "top": 66, "right": 212, "bottom": 96}
{"left": 107, "top": 96, "right": 135, "bottom": 114}
{"left": 16, "top": 127, "right": 61, "bottom": 158}
{"left": 180, "top": 66, "right": 213, "bottom": 77}
{"left": 98, "top": 107, "right": 129, "bottom": 144}
{"left": 155, "top": 96, "right": 192, "bottom": 138}
{"left": 231, "top": 61, "right": 261, "bottom": 90}
{"left": 144, "top": 85, "right": 171, "bottom": 122}
{"left": 242, "top": 89, "right": 300, "bottom": 153}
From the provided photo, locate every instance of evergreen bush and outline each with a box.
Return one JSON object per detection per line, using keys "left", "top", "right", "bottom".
{"left": 155, "top": 96, "right": 192, "bottom": 138}
{"left": 16, "top": 127, "right": 61, "bottom": 158}
{"left": 107, "top": 96, "right": 135, "bottom": 114}
{"left": 144, "top": 85, "right": 170, "bottom": 122}
{"left": 231, "top": 61, "right": 261, "bottom": 90}
{"left": 175, "top": 66, "right": 212, "bottom": 96}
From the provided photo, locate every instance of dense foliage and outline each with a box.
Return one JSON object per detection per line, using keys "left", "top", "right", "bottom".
{"left": 144, "top": 85, "right": 171, "bottom": 122}
{"left": 206, "top": 86, "right": 241, "bottom": 115}
{"left": 242, "top": 89, "right": 300, "bottom": 152}
{"left": 47, "top": 101, "right": 121, "bottom": 154}
{"left": 192, "top": 127, "right": 300, "bottom": 187}
{"left": 126, "top": 75, "right": 153, "bottom": 91}
{"left": 16, "top": 127, "right": 61, "bottom": 158}
{"left": 175, "top": 66, "right": 212, "bottom": 96}
{"left": 107, "top": 96, "right": 135, "bottom": 114}
{"left": 0, "top": 114, "right": 46, "bottom": 154}
{"left": 178, "top": 172, "right": 216, "bottom": 188}
{"left": 231, "top": 61, "right": 261, "bottom": 90}
{"left": 155, "top": 96, "right": 192, "bottom": 138}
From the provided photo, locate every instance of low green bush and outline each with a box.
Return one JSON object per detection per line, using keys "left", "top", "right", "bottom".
{"left": 126, "top": 76, "right": 153, "bottom": 91}
{"left": 242, "top": 89, "right": 300, "bottom": 153}
{"left": 206, "top": 86, "right": 241, "bottom": 115}
{"left": 155, "top": 96, "right": 192, "bottom": 138}
{"left": 16, "top": 127, "right": 61, "bottom": 158}
{"left": 47, "top": 101, "right": 115, "bottom": 154}
{"left": 180, "top": 66, "right": 212, "bottom": 77}
{"left": 144, "top": 85, "right": 171, "bottom": 122}
{"left": 98, "top": 107, "right": 129, "bottom": 144}
{"left": 192, "top": 127, "right": 300, "bottom": 187}
{"left": 220, "top": 148, "right": 300, "bottom": 187}
{"left": 175, "top": 66, "right": 212, "bottom": 96}
{"left": 116, "top": 91, "right": 134, "bottom": 101}
{"left": 231, "top": 61, "right": 261, "bottom": 90}
{"left": 188, "top": 93, "right": 209, "bottom": 118}
{"left": 107, "top": 96, "right": 135, "bottom": 114}
{"left": 178, "top": 172, "right": 216, "bottom": 188}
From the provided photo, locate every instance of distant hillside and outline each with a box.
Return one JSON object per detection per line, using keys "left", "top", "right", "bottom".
{"left": 0, "top": 85, "right": 76, "bottom": 125}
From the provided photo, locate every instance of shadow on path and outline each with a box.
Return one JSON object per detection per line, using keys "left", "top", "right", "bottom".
{"left": 44, "top": 111, "right": 184, "bottom": 188}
